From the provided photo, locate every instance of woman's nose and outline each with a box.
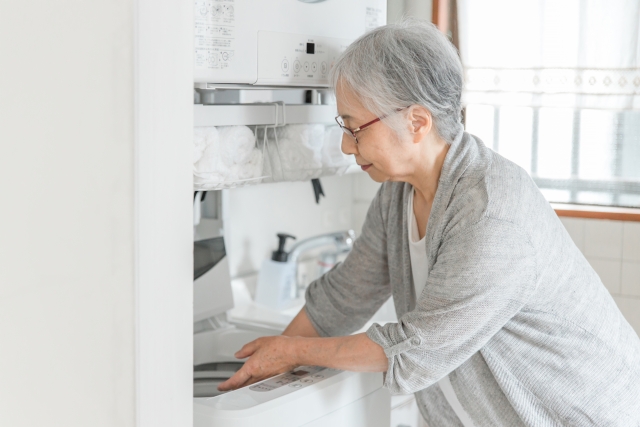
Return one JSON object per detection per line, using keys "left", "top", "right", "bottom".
{"left": 341, "top": 134, "right": 358, "bottom": 155}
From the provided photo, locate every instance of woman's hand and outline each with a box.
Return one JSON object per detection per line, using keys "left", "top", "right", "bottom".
{"left": 217, "top": 336, "right": 299, "bottom": 391}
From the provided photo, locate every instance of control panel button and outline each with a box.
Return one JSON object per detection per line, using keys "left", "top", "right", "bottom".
{"left": 281, "top": 59, "right": 289, "bottom": 73}
{"left": 304, "top": 62, "right": 309, "bottom": 72}
{"left": 321, "top": 62, "right": 327, "bottom": 74}
{"left": 293, "top": 60, "right": 301, "bottom": 73}
{"left": 248, "top": 366, "right": 336, "bottom": 393}
{"left": 312, "top": 62, "right": 317, "bottom": 72}
{"left": 250, "top": 383, "right": 277, "bottom": 392}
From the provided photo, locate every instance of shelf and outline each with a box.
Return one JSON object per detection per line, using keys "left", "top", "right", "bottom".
{"left": 194, "top": 104, "right": 336, "bottom": 127}
{"left": 195, "top": 83, "right": 329, "bottom": 91}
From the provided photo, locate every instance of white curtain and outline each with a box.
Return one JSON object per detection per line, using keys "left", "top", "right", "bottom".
{"left": 458, "top": 0, "right": 640, "bottom": 110}
{"left": 457, "top": 0, "right": 640, "bottom": 208}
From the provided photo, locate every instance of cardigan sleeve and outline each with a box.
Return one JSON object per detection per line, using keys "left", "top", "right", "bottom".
{"left": 304, "top": 186, "right": 392, "bottom": 337}
{"left": 366, "top": 217, "right": 537, "bottom": 395}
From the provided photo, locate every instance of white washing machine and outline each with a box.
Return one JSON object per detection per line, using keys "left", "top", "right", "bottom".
{"left": 192, "top": 236, "right": 390, "bottom": 427}
{"left": 225, "top": 277, "right": 426, "bottom": 427}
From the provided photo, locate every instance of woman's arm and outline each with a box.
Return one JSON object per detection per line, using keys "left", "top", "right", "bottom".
{"left": 217, "top": 331, "right": 387, "bottom": 391}
{"left": 218, "top": 188, "right": 393, "bottom": 392}
{"left": 281, "top": 307, "right": 320, "bottom": 337}
{"left": 302, "top": 186, "right": 391, "bottom": 338}
{"left": 295, "top": 333, "right": 387, "bottom": 372}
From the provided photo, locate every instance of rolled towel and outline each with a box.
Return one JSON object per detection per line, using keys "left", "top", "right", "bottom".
{"left": 195, "top": 125, "right": 266, "bottom": 186}
{"left": 231, "top": 149, "right": 263, "bottom": 180}
{"left": 193, "top": 127, "right": 211, "bottom": 163}
{"left": 274, "top": 124, "right": 324, "bottom": 171}
{"left": 195, "top": 126, "right": 227, "bottom": 175}
{"left": 272, "top": 140, "right": 317, "bottom": 181}
{"left": 280, "top": 124, "right": 325, "bottom": 151}
{"left": 322, "top": 125, "right": 354, "bottom": 167}
{"left": 218, "top": 126, "right": 256, "bottom": 166}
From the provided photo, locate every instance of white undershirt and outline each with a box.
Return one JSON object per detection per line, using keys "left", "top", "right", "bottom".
{"left": 407, "top": 190, "right": 476, "bottom": 427}
{"left": 408, "top": 188, "right": 429, "bottom": 298}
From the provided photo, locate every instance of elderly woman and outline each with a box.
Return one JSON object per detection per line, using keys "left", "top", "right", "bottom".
{"left": 219, "top": 20, "right": 640, "bottom": 425}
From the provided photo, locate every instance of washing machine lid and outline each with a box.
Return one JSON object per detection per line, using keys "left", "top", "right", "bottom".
{"left": 194, "top": 237, "right": 234, "bottom": 322}
{"left": 194, "top": 368, "right": 384, "bottom": 427}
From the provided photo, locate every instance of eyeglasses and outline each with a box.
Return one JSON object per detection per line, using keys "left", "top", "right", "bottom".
{"left": 334, "top": 108, "right": 408, "bottom": 144}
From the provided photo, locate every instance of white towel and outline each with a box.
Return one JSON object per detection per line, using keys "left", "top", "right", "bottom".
{"left": 193, "top": 127, "right": 211, "bottom": 163}
{"left": 277, "top": 124, "right": 324, "bottom": 169}
{"left": 194, "top": 125, "right": 263, "bottom": 186}
{"left": 195, "top": 126, "right": 225, "bottom": 175}
{"left": 267, "top": 124, "right": 325, "bottom": 181}
{"left": 231, "top": 149, "right": 263, "bottom": 180}
{"left": 322, "top": 125, "right": 354, "bottom": 167}
{"left": 218, "top": 126, "right": 256, "bottom": 165}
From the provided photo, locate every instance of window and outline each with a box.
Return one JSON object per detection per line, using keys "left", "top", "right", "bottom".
{"left": 458, "top": 0, "right": 640, "bottom": 208}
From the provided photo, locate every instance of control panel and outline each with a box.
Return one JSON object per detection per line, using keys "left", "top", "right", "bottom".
{"left": 249, "top": 366, "right": 339, "bottom": 392}
{"left": 256, "top": 31, "right": 351, "bottom": 86}
{"left": 201, "top": 366, "right": 343, "bottom": 411}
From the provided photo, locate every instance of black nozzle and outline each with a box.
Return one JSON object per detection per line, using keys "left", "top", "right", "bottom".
{"left": 311, "top": 178, "right": 325, "bottom": 204}
{"left": 272, "top": 233, "right": 296, "bottom": 262}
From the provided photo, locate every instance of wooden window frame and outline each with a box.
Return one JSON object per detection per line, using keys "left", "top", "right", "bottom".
{"left": 432, "top": 0, "right": 459, "bottom": 49}
{"left": 552, "top": 203, "right": 640, "bottom": 222}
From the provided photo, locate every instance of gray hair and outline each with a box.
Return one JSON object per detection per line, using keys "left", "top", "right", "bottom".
{"left": 330, "top": 18, "right": 464, "bottom": 143}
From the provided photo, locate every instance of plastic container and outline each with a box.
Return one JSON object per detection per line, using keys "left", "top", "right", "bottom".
{"left": 254, "top": 233, "right": 298, "bottom": 310}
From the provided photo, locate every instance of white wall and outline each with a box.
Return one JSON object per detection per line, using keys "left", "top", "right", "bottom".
{"left": 387, "top": 0, "right": 433, "bottom": 23}
{"left": 135, "top": 1, "right": 194, "bottom": 427}
{"left": 559, "top": 217, "right": 640, "bottom": 336}
{"left": 225, "top": 174, "right": 355, "bottom": 279}
{"left": 0, "top": 1, "right": 194, "bottom": 426}
{"left": 0, "top": 2, "right": 135, "bottom": 426}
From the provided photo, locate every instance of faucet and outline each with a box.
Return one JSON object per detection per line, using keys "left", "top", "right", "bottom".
{"left": 286, "top": 230, "right": 356, "bottom": 298}
{"left": 256, "top": 230, "right": 356, "bottom": 310}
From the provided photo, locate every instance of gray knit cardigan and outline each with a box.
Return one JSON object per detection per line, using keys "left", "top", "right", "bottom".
{"left": 304, "top": 131, "right": 640, "bottom": 426}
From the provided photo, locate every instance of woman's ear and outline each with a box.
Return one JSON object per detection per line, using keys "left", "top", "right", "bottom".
{"left": 407, "top": 106, "right": 433, "bottom": 144}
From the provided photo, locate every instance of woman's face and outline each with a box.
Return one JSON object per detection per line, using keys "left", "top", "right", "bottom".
{"left": 336, "top": 85, "right": 422, "bottom": 183}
